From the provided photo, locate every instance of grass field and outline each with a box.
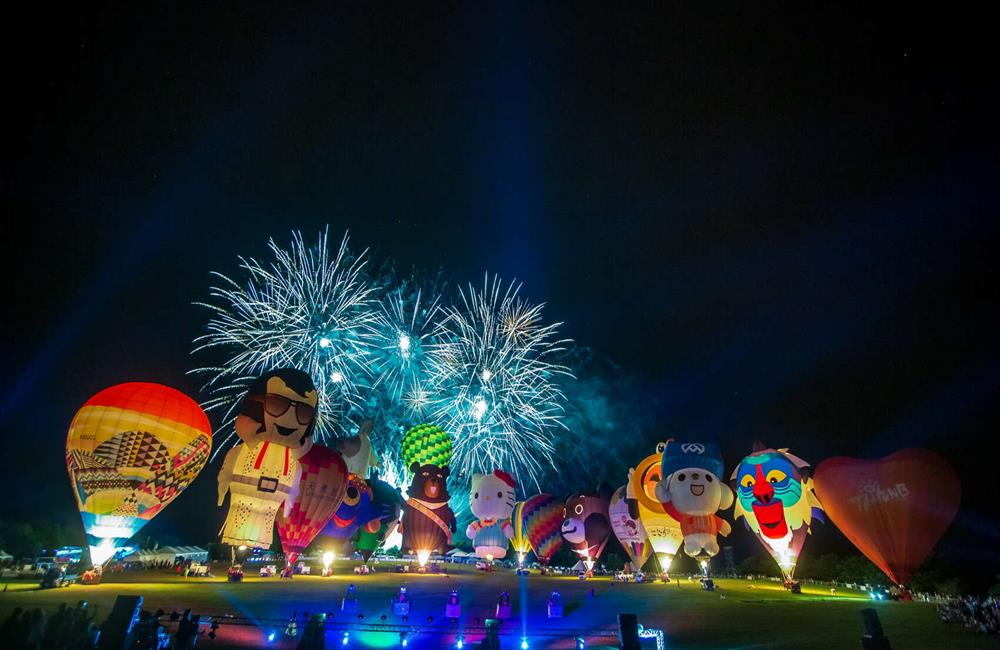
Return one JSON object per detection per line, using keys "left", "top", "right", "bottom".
{"left": 0, "top": 563, "right": 992, "bottom": 649}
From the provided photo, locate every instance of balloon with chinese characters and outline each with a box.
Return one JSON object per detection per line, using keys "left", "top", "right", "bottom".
{"left": 66, "top": 382, "right": 212, "bottom": 565}
{"left": 731, "top": 445, "right": 823, "bottom": 580}
{"left": 275, "top": 443, "right": 348, "bottom": 565}
{"left": 813, "top": 449, "right": 959, "bottom": 586}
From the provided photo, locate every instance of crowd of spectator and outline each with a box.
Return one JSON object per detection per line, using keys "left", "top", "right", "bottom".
{"left": 0, "top": 601, "right": 98, "bottom": 649}
{"left": 937, "top": 595, "right": 1000, "bottom": 636}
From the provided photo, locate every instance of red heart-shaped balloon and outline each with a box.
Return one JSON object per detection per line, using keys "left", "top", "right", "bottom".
{"left": 813, "top": 449, "right": 960, "bottom": 586}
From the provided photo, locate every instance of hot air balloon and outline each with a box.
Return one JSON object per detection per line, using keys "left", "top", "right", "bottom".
{"left": 401, "top": 462, "right": 456, "bottom": 566}
{"left": 217, "top": 369, "right": 318, "bottom": 550}
{"left": 320, "top": 473, "right": 375, "bottom": 557}
{"left": 731, "top": 445, "right": 823, "bottom": 582}
{"left": 521, "top": 494, "right": 564, "bottom": 572}
{"left": 401, "top": 423, "right": 453, "bottom": 469}
{"left": 609, "top": 485, "right": 651, "bottom": 572}
{"left": 653, "top": 441, "right": 734, "bottom": 559}
{"left": 352, "top": 476, "right": 405, "bottom": 562}
{"left": 561, "top": 486, "right": 612, "bottom": 571}
{"left": 66, "top": 382, "right": 212, "bottom": 566}
{"left": 466, "top": 470, "right": 517, "bottom": 559}
{"left": 275, "top": 443, "right": 348, "bottom": 566}
{"left": 627, "top": 443, "right": 684, "bottom": 574}
{"left": 813, "top": 449, "right": 960, "bottom": 587}
{"left": 509, "top": 501, "right": 533, "bottom": 567}
{"left": 335, "top": 419, "right": 380, "bottom": 478}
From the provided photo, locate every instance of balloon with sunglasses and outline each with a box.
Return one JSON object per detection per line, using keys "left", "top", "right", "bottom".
{"left": 217, "top": 368, "right": 319, "bottom": 550}
{"left": 66, "top": 382, "right": 212, "bottom": 566}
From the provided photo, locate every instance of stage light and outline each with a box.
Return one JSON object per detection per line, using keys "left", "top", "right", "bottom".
{"left": 400, "top": 632, "right": 409, "bottom": 647}
{"left": 342, "top": 632, "right": 350, "bottom": 645}
{"left": 521, "top": 637, "right": 529, "bottom": 649}
{"left": 455, "top": 636, "right": 464, "bottom": 648}
{"left": 268, "top": 632, "right": 276, "bottom": 642}
{"left": 576, "top": 637, "right": 585, "bottom": 649}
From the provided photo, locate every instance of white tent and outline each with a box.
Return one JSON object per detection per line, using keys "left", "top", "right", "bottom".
{"left": 0, "top": 549, "right": 13, "bottom": 562}
{"left": 122, "top": 546, "right": 208, "bottom": 564}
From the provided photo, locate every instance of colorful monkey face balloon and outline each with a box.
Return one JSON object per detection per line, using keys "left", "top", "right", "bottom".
{"left": 234, "top": 369, "right": 318, "bottom": 456}
{"left": 732, "top": 447, "right": 823, "bottom": 579}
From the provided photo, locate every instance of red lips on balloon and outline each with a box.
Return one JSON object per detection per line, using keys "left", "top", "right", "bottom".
{"left": 813, "top": 449, "right": 960, "bottom": 586}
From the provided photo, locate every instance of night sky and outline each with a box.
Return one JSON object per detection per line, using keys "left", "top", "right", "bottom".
{"left": 4, "top": 5, "right": 998, "bottom": 586}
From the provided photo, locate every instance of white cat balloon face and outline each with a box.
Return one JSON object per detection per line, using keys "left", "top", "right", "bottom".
{"left": 469, "top": 471, "right": 517, "bottom": 521}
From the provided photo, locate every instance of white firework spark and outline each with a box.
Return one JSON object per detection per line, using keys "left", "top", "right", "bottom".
{"left": 426, "top": 275, "right": 573, "bottom": 489}
{"left": 191, "top": 229, "right": 379, "bottom": 451}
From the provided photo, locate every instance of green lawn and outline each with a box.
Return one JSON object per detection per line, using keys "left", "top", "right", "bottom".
{"left": 1, "top": 564, "right": 992, "bottom": 649}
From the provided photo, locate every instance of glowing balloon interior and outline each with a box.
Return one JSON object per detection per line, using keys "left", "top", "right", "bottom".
{"left": 732, "top": 447, "right": 823, "bottom": 580}
{"left": 813, "top": 449, "right": 960, "bottom": 586}
{"left": 66, "top": 383, "right": 212, "bottom": 564}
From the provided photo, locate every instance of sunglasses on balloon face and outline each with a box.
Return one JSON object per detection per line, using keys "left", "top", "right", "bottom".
{"left": 254, "top": 393, "right": 316, "bottom": 425}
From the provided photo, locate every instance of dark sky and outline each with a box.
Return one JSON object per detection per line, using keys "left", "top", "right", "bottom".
{"left": 3, "top": 4, "right": 998, "bottom": 585}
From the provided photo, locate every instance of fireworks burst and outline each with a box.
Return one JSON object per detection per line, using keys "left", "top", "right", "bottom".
{"left": 192, "top": 229, "right": 379, "bottom": 451}
{"left": 426, "top": 275, "right": 573, "bottom": 489}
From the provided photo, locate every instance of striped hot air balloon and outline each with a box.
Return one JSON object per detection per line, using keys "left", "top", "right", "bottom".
{"left": 276, "top": 444, "right": 348, "bottom": 566}
{"left": 509, "top": 501, "right": 533, "bottom": 566}
{"left": 66, "top": 383, "right": 212, "bottom": 565}
{"left": 521, "top": 493, "right": 564, "bottom": 569}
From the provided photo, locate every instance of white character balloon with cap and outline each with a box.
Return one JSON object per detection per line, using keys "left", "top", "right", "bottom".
{"left": 653, "top": 441, "right": 733, "bottom": 558}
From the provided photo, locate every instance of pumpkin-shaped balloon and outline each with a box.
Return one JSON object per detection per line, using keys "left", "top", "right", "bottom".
{"left": 276, "top": 444, "right": 348, "bottom": 566}
{"left": 66, "top": 383, "right": 212, "bottom": 565}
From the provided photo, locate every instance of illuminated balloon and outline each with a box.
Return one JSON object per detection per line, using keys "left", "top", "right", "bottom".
{"left": 335, "top": 419, "right": 380, "bottom": 478}
{"left": 401, "top": 462, "right": 456, "bottom": 564}
{"left": 521, "top": 494, "right": 564, "bottom": 567}
{"left": 813, "top": 449, "right": 960, "bottom": 586}
{"left": 320, "top": 473, "right": 375, "bottom": 556}
{"left": 609, "top": 485, "right": 651, "bottom": 571}
{"left": 731, "top": 445, "right": 823, "bottom": 580}
{"left": 561, "top": 486, "right": 612, "bottom": 569}
{"left": 67, "top": 383, "right": 212, "bottom": 565}
{"left": 627, "top": 443, "right": 684, "bottom": 573}
{"left": 653, "top": 441, "right": 733, "bottom": 559}
{"left": 217, "top": 369, "right": 318, "bottom": 549}
{"left": 352, "top": 476, "right": 405, "bottom": 562}
{"left": 401, "top": 423, "right": 453, "bottom": 469}
{"left": 466, "top": 470, "right": 517, "bottom": 559}
{"left": 509, "top": 501, "right": 533, "bottom": 565}
{"left": 275, "top": 443, "right": 348, "bottom": 566}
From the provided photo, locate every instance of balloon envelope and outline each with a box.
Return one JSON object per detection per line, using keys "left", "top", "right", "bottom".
{"left": 521, "top": 494, "right": 564, "bottom": 566}
{"left": 353, "top": 477, "right": 405, "bottom": 561}
{"left": 813, "top": 449, "right": 960, "bottom": 586}
{"left": 731, "top": 447, "right": 823, "bottom": 580}
{"left": 609, "top": 486, "right": 651, "bottom": 570}
{"left": 276, "top": 444, "right": 348, "bottom": 565}
{"left": 628, "top": 449, "right": 684, "bottom": 572}
{"left": 66, "top": 383, "right": 212, "bottom": 563}
{"left": 509, "top": 501, "right": 533, "bottom": 560}
{"left": 401, "top": 424, "right": 453, "bottom": 468}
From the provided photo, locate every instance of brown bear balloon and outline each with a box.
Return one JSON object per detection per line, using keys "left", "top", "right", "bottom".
{"left": 561, "top": 486, "right": 612, "bottom": 569}
{"left": 399, "top": 462, "right": 456, "bottom": 565}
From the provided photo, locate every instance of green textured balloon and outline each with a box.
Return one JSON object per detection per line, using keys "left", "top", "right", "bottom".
{"left": 401, "top": 423, "right": 453, "bottom": 470}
